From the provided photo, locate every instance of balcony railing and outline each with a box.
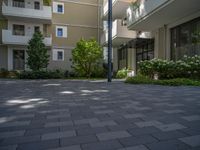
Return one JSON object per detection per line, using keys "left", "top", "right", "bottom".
{"left": 101, "top": 19, "right": 136, "bottom": 46}
{"left": 2, "top": 29, "right": 52, "bottom": 46}
{"left": 127, "top": 0, "right": 170, "bottom": 28}
{"left": 102, "top": 0, "right": 132, "bottom": 19}
{"left": 2, "top": 2, "right": 52, "bottom": 23}
{"left": 12, "top": 1, "right": 25, "bottom": 8}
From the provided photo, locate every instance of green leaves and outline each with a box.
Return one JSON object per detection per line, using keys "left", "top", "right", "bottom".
{"left": 72, "top": 38, "right": 103, "bottom": 78}
{"left": 138, "top": 56, "right": 200, "bottom": 79}
{"left": 26, "top": 32, "right": 50, "bottom": 71}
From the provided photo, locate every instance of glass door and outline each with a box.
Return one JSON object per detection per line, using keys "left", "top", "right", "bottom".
{"left": 13, "top": 50, "right": 25, "bottom": 70}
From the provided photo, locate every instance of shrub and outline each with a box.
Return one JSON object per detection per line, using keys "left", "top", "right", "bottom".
{"left": 125, "top": 75, "right": 200, "bottom": 86}
{"left": 116, "top": 68, "right": 129, "bottom": 79}
{"left": 17, "top": 70, "right": 64, "bottom": 79}
{"left": 138, "top": 55, "right": 200, "bottom": 79}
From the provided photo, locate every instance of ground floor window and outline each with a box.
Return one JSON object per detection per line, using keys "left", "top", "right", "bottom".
{"left": 118, "top": 46, "right": 128, "bottom": 70}
{"left": 136, "top": 39, "right": 154, "bottom": 63}
{"left": 53, "top": 49, "right": 64, "bottom": 61}
{"left": 171, "top": 17, "right": 200, "bottom": 60}
{"left": 13, "top": 50, "right": 25, "bottom": 70}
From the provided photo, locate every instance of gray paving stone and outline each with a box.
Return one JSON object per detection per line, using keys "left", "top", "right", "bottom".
{"left": 155, "top": 123, "right": 187, "bottom": 131}
{"left": 164, "top": 110, "right": 185, "bottom": 114}
{"left": 123, "top": 114, "right": 145, "bottom": 119}
{"left": 0, "top": 145, "right": 17, "bottom": 150}
{"left": 152, "top": 130, "right": 188, "bottom": 140}
{"left": 0, "top": 130, "right": 25, "bottom": 138}
{"left": 0, "top": 121, "right": 30, "bottom": 127}
{"left": 179, "top": 135, "right": 200, "bottom": 147}
{"left": 0, "top": 80, "right": 200, "bottom": 150}
{"left": 17, "top": 139, "right": 59, "bottom": 150}
{"left": 94, "top": 110, "right": 114, "bottom": 114}
{"left": 135, "top": 121, "right": 163, "bottom": 128}
{"left": 45, "top": 121, "right": 73, "bottom": 127}
{"left": 76, "top": 127, "right": 108, "bottom": 136}
{"left": 74, "top": 118, "right": 99, "bottom": 125}
{"left": 128, "top": 127, "right": 160, "bottom": 136}
{"left": 97, "top": 130, "right": 131, "bottom": 141}
{"left": 118, "top": 145, "right": 149, "bottom": 150}
{"left": 81, "top": 140, "right": 123, "bottom": 150}
{"left": 182, "top": 115, "right": 200, "bottom": 121}
{"left": 90, "top": 120, "right": 117, "bottom": 127}
{"left": 146, "top": 139, "right": 190, "bottom": 150}
{"left": 41, "top": 131, "right": 76, "bottom": 140}
{"left": 48, "top": 145, "right": 81, "bottom": 150}
{"left": 119, "top": 135, "right": 158, "bottom": 147}
{"left": 61, "top": 135, "right": 98, "bottom": 146}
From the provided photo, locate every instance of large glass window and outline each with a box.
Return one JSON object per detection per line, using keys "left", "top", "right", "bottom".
{"left": 13, "top": 24, "right": 25, "bottom": 36}
{"left": 13, "top": 0, "right": 25, "bottom": 8}
{"left": 171, "top": 17, "right": 200, "bottom": 60}
{"left": 118, "top": 47, "right": 128, "bottom": 70}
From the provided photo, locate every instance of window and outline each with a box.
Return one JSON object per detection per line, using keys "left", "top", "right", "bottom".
{"left": 57, "top": 28, "right": 63, "bottom": 37}
{"left": 171, "top": 17, "right": 200, "bottom": 60}
{"left": 13, "top": 24, "right": 25, "bottom": 36}
{"left": 34, "top": 26, "right": 40, "bottom": 33}
{"left": 57, "top": 4, "right": 63, "bottom": 13}
{"left": 53, "top": 49, "right": 64, "bottom": 61}
{"left": 13, "top": 0, "right": 25, "bottom": 8}
{"left": 53, "top": 2, "right": 64, "bottom": 14}
{"left": 34, "top": 1, "right": 40, "bottom": 10}
{"left": 56, "top": 26, "right": 67, "bottom": 38}
{"left": 13, "top": 50, "right": 25, "bottom": 70}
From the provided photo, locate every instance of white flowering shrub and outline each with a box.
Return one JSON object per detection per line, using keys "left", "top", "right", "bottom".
{"left": 138, "top": 55, "right": 200, "bottom": 79}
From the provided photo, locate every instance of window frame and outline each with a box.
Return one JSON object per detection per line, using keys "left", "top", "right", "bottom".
{"left": 53, "top": 49, "right": 64, "bottom": 61}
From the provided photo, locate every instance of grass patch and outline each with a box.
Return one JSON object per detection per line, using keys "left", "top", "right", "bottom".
{"left": 125, "top": 76, "right": 200, "bottom": 86}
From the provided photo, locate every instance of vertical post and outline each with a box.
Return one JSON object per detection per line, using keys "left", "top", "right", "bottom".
{"left": 107, "top": 0, "right": 112, "bottom": 82}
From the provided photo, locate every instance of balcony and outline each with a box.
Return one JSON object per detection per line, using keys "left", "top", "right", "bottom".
{"left": 102, "top": 0, "right": 133, "bottom": 20}
{"left": 2, "top": 30, "right": 52, "bottom": 47}
{"left": 127, "top": 0, "right": 200, "bottom": 30}
{"left": 2, "top": 2, "right": 52, "bottom": 23}
{"left": 101, "top": 19, "right": 136, "bottom": 47}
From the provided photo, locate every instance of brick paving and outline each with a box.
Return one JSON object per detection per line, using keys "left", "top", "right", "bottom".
{"left": 0, "top": 79, "right": 200, "bottom": 150}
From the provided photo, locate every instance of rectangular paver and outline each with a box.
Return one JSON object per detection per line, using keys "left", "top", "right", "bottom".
{"left": 97, "top": 130, "right": 131, "bottom": 141}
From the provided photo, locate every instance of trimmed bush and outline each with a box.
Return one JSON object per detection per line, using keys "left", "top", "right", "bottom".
{"left": 138, "top": 55, "right": 200, "bottom": 79}
{"left": 116, "top": 68, "right": 129, "bottom": 79}
{"left": 125, "top": 75, "right": 200, "bottom": 86}
{"left": 17, "top": 70, "right": 64, "bottom": 79}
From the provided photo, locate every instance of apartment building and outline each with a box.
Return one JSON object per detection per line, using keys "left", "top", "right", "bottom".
{"left": 102, "top": 0, "right": 200, "bottom": 73}
{"left": 0, "top": 0, "right": 52, "bottom": 70}
{"left": 126, "top": 0, "right": 200, "bottom": 68}
{"left": 49, "top": 0, "right": 102, "bottom": 70}
{"left": 101, "top": 0, "right": 152, "bottom": 72}
{"left": 0, "top": 0, "right": 102, "bottom": 71}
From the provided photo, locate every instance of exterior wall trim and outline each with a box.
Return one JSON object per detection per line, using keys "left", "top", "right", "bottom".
{"left": 55, "top": 0, "right": 101, "bottom": 7}
{"left": 53, "top": 23, "right": 103, "bottom": 29}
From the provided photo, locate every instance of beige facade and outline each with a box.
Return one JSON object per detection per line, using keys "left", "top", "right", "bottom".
{"left": 0, "top": 0, "right": 103, "bottom": 71}
{"left": 102, "top": 0, "right": 200, "bottom": 74}
{"left": 49, "top": 0, "right": 102, "bottom": 71}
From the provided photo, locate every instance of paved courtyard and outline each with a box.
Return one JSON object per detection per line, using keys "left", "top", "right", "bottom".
{"left": 0, "top": 79, "right": 200, "bottom": 150}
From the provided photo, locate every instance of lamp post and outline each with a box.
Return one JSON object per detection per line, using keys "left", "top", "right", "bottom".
{"left": 107, "top": 0, "right": 112, "bottom": 82}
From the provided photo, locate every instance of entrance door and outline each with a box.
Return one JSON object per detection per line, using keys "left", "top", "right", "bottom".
{"left": 13, "top": 50, "right": 25, "bottom": 70}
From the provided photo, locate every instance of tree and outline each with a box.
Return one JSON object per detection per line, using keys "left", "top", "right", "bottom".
{"left": 72, "top": 38, "right": 103, "bottom": 78}
{"left": 26, "top": 32, "right": 50, "bottom": 71}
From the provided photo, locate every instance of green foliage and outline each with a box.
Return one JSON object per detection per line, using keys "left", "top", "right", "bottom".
{"left": 26, "top": 32, "right": 50, "bottom": 71}
{"left": 116, "top": 68, "right": 129, "bottom": 79}
{"left": 43, "top": 0, "right": 51, "bottom": 6}
{"left": 130, "top": 0, "right": 140, "bottom": 10}
{"left": 125, "top": 75, "right": 200, "bottom": 86}
{"left": 72, "top": 39, "right": 103, "bottom": 78}
{"left": 18, "top": 70, "right": 64, "bottom": 79}
{"left": 138, "top": 55, "right": 200, "bottom": 79}
{"left": 0, "top": 68, "right": 19, "bottom": 78}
